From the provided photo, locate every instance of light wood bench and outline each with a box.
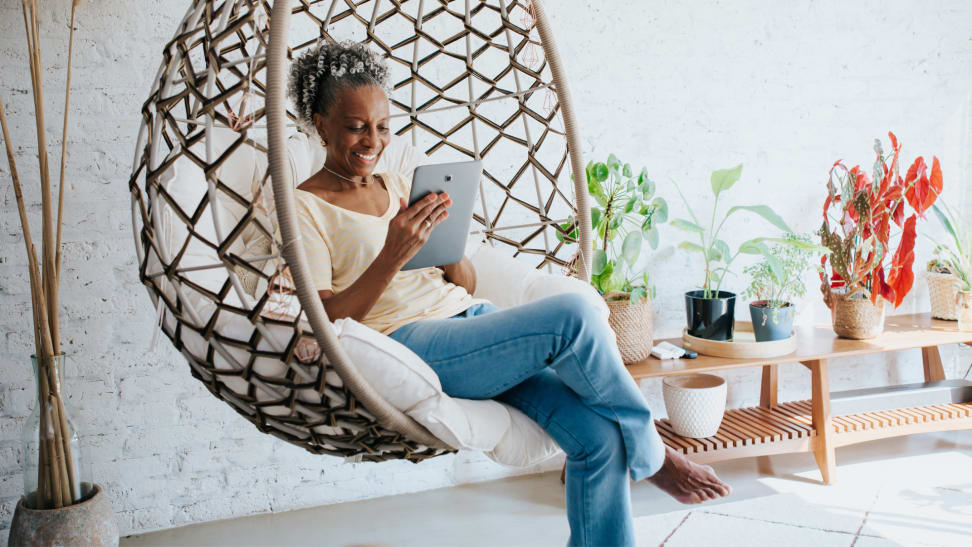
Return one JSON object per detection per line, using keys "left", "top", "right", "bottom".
{"left": 626, "top": 313, "right": 972, "bottom": 484}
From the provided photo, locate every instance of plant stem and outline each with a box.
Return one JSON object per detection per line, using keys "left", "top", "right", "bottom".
{"left": 602, "top": 193, "right": 613, "bottom": 253}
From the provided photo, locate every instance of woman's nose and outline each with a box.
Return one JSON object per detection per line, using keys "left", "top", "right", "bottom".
{"left": 362, "top": 126, "right": 379, "bottom": 147}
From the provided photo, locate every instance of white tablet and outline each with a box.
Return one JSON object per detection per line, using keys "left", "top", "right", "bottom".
{"left": 401, "top": 160, "right": 483, "bottom": 270}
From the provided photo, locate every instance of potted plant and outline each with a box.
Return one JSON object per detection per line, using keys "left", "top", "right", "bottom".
{"left": 819, "top": 132, "right": 942, "bottom": 339}
{"left": 926, "top": 257, "right": 960, "bottom": 320}
{"left": 671, "top": 164, "right": 795, "bottom": 341}
{"left": 559, "top": 154, "right": 668, "bottom": 363}
{"left": 929, "top": 202, "right": 972, "bottom": 330}
{"left": 2, "top": 2, "right": 118, "bottom": 545}
{"left": 742, "top": 233, "right": 822, "bottom": 341}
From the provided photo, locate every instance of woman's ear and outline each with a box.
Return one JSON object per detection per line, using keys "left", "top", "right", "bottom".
{"left": 313, "top": 113, "right": 327, "bottom": 146}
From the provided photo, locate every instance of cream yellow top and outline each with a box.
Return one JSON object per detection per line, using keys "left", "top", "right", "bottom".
{"left": 296, "top": 171, "right": 486, "bottom": 335}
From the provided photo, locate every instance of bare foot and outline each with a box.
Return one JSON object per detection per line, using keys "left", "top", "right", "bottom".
{"left": 647, "top": 447, "right": 731, "bottom": 504}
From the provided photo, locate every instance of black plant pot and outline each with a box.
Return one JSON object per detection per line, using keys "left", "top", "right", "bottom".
{"left": 749, "top": 301, "right": 795, "bottom": 342}
{"left": 685, "top": 290, "right": 737, "bottom": 341}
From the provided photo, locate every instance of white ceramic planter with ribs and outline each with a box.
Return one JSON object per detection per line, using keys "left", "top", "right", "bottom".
{"left": 662, "top": 374, "right": 727, "bottom": 438}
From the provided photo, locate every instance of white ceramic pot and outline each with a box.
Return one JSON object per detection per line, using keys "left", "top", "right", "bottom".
{"left": 662, "top": 374, "right": 727, "bottom": 438}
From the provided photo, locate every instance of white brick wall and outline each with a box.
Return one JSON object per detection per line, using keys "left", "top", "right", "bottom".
{"left": 1, "top": 0, "right": 971, "bottom": 540}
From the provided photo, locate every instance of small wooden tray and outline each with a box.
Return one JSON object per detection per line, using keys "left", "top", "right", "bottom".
{"left": 682, "top": 321, "right": 797, "bottom": 359}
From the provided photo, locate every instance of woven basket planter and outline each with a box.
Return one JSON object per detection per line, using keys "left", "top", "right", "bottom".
{"left": 958, "top": 291, "right": 972, "bottom": 332}
{"left": 831, "top": 292, "right": 886, "bottom": 340}
{"left": 927, "top": 271, "right": 960, "bottom": 320}
{"left": 603, "top": 292, "right": 654, "bottom": 364}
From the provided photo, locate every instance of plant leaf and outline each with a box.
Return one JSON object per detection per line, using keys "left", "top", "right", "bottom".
{"left": 592, "top": 249, "right": 607, "bottom": 276}
{"left": 712, "top": 239, "right": 731, "bottom": 262}
{"left": 671, "top": 218, "right": 705, "bottom": 233}
{"left": 645, "top": 225, "right": 660, "bottom": 249}
{"left": 607, "top": 154, "right": 620, "bottom": 170}
{"left": 591, "top": 207, "right": 602, "bottom": 229}
{"left": 640, "top": 178, "right": 656, "bottom": 197}
{"left": 738, "top": 238, "right": 768, "bottom": 255}
{"left": 622, "top": 163, "right": 633, "bottom": 177}
{"left": 760, "top": 236, "right": 831, "bottom": 253}
{"left": 651, "top": 197, "right": 668, "bottom": 224}
{"left": 593, "top": 162, "right": 609, "bottom": 182}
{"left": 630, "top": 286, "right": 647, "bottom": 305}
{"left": 710, "top": 164, "right": 743, "bottom": 197}
{"left": 678, "top": 241, "right": 705, "bottom": 253}
{"left": 727, "top": 204, "right": 793, "bottom": 233}
{"left": 624, "top": 197, "right": 637, "bottom": 214}
{"left": 886, "top": 214, "right": 918, "bottom": 307}
{"left": 622, "top": 231, "right": 642, "bottom": 264}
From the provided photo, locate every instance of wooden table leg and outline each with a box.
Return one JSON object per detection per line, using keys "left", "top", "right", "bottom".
{"left": 922, "top": 346, "right": 946, "bottom": 382}
{"left": 760, "top": 365, "right": 778, "bottom": 408}
{"left": 809, "top": 359, "right": 835, "bottom": 484}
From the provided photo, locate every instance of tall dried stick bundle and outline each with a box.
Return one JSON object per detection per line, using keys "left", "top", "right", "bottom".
{"left": 0, "top": 0, "right": 83, "bottom": 509}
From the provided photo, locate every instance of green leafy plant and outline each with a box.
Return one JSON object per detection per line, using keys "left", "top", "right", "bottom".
{"left": 928, "top": 202, "right": 972, "bottom": 292}
{"left": 559, "top": 154, "right": 668, "bottom": 304}
{"left": 671, "top": 164, "right": 799, "bottom": 298}
{"left": 743, "top": 233, "right": 822, "bottom": 308}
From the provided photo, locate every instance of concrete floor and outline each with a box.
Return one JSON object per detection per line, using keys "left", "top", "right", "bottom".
{"left": 125, "top": 430, "right": 972, "bottom": 546}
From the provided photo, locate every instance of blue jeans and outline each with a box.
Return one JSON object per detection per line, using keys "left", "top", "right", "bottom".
{"left": 388, "top": 293, "right": 667, "bottom": 547}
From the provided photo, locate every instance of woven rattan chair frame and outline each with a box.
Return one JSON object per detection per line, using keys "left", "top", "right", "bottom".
{"left": 129, "top": 0, "right": 591, "bottom": 463}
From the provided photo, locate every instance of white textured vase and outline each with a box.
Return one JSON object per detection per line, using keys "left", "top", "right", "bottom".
{"left": 662, "top": 374, "right": 727, "bottom": 438}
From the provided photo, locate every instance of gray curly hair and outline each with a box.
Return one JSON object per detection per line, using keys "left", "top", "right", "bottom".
{"left": 288, "top": 41, "right": 391, "bottom": 134}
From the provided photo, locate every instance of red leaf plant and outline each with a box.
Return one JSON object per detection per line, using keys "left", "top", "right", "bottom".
{"left": 819, "top": 132, "right": 942, "bottom": 308}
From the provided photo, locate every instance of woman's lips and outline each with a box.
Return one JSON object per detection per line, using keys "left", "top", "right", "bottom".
{"left": 352, "top": 150, "right": 378, "bottom": 163}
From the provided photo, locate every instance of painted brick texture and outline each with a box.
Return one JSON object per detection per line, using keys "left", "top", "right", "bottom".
{"left": 1, "top": 0, "right": 970, "bottom": 541}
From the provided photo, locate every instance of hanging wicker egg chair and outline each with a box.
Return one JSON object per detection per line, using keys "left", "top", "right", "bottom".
{"left": 128, "top": 0, "right": 592, "bottom": 463}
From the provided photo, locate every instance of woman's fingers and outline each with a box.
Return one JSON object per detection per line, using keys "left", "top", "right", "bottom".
{"left": 407, "top": 192, "right": 451, "bottom": 221}
{"left": 431, "top": 204, "right": 450, "bottom": 225}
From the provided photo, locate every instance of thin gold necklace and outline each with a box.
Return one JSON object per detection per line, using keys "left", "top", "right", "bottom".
{"left": 322, "top": 163, "right": 372, "bottom": 186}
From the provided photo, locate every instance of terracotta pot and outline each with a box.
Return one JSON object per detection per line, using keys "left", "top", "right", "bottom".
{"left": 8, "top": 483, "right": 118, "bottom": 547}
{"left": 831, "top": 292, "right": 886, "bottom": 340}
{"left": 957, "top": 291, "right": 972, "bottom": 332}
{"left": 603, "top": 291, "right": 654, "bottom": 364}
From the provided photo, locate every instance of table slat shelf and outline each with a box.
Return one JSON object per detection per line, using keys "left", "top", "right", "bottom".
{"left": 658, "top": 400, "right": 972, "bottom": 464}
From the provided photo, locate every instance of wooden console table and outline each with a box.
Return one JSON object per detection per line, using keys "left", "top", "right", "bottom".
{"left": 627, "top": 313, "right": 972, "bottom": 484}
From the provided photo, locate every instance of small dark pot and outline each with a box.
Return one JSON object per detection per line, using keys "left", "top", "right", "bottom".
{"left": 749, "top": 301, "right": 795, "bottom": 342}
{"left": 685, "top": 290, "right": 737, "bottom": 341}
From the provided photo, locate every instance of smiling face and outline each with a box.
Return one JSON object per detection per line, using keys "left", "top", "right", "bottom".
{"left": 314, "top": 84, "right": 390, "bottom": 179}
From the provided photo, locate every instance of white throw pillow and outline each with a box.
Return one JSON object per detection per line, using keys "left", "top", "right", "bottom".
{"left": 333, "top": 317, "right": 513, "bottom": 453}
{"left": 469, "top": 242, "right": 609, "bottom": 321}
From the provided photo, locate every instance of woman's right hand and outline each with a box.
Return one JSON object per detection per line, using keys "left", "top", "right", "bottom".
{"left": 380, "top": 192, "right": 452, "bottom": 269}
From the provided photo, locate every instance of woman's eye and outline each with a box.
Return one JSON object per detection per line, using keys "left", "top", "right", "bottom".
{"left": 348, "top": 126, "right": 365, "bottom": 132}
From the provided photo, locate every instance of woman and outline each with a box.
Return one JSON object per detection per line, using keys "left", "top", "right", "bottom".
{"left": 291, "top": 42, "right": 730, "bottom": 547}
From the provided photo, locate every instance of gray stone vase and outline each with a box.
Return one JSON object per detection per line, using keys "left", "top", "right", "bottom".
{"left": 8, "top": 483, "right": 118, "bottom": 547}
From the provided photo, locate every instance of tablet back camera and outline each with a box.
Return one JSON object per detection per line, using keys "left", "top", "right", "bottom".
{"left": 445, "top": 174, "right": 452, "bottom": 182}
